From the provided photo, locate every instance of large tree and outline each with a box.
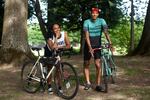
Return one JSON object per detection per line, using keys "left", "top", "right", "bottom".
{"left": 0, "top": 0, "right": 30, "bottom": 64}
{"left": 132, "top": 0, "right": 150, "bottom": 55}
{"left": 0, "top": 0, "right": 4, "bottom": 44}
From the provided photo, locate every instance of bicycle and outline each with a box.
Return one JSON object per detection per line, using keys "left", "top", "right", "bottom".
{"left": 21, "top": 46, "right": 79, "bottom": 99}
{"left": 92, "top": 43, "right": 117, "bottom": 93}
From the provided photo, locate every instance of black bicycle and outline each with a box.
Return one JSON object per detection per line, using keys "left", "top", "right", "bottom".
{"left": 21, "top": 47, "right": 79, "bottom": 99}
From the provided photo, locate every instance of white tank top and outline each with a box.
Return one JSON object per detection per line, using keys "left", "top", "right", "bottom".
{"left": 53, "top": 31, "right": 66, "bottom": 47}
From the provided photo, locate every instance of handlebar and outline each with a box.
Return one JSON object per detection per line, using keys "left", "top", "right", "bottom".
{"left": 92, "top": 43, "right": 111, "bottom": 51}
{"left": 52, "top": 47, "right": 73, "bottom": 57}
{"left": 91, "top": 43, "right": 113, "bottom": 57}
{"left": 31, "top": 47, "right": 42, "bottom": 51}
{"left": 54, "top": 47, "right": 73, "bottom": 52}
{"left": 30, "top": 45, "right": 73, "bottom": 57}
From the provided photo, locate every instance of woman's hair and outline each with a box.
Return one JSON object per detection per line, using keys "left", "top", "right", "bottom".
{"left": 51, "top": 23, "right": 61, "bottom": 30}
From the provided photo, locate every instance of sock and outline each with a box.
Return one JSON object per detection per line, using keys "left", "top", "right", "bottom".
{"left": 48, "top": 84, "right": 51, "bottom": 88}
{"left": 58, "top": 86, "right": 62, "bottom": 90}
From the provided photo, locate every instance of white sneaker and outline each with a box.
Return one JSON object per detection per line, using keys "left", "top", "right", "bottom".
{"left": 59, "top": 89, "right": 63, "bottom": 93}
{"left": 48, "top": 87, "right": 53, "bottom": 94}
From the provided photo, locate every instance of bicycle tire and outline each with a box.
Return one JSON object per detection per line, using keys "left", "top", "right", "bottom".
{"left": 101, "top": 59, "right": 108, "bottom": 93}
{"left": 21, "top": 61, "right": 41, "bottom": 93}
{"left": 54, "top": 62, "right": 79, "bottom": 99}
{"left": 107, "top": 56, "right": 117, "bottom": 84}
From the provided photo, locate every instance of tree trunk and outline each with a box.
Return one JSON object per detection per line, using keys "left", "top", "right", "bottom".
{"left": 48, "top": 0, "right": 56, "bottom": 29}
{"left": 132, "top": 0, "right": 150, "bottom": 56}
{"left": 0, "top": 0, "right": 4, "bottom": 44}
{"left": 0, "top": 0, "right": 31, "bottom": 64}
{"left": 33, "top": 0, "right": 47, "bottom": 40}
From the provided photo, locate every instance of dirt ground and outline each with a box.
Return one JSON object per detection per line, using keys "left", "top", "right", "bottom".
{"left": 0, "top": 55, "right": 150, "bottom": 100}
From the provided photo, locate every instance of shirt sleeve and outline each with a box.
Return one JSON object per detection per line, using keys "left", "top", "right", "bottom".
{"left": 83, "top": 20, "right": 89, "bottom": 32}
{"left": 101, "top": 19, "right": 108, "bottom": 30}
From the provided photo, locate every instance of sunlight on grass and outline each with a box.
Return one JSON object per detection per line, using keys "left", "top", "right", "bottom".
{"left": 0, "top": 92, "right": 20, "bottom": 100}
{"left": 124, "top": 67, "right": 142, "bottom": 76}
{"left": 120, "top": 87, "right": 150, "bottom": 99}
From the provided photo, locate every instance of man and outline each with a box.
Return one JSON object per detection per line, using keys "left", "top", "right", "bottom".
{"left": 83, "top": 7, "right": 113, "bottom": 91}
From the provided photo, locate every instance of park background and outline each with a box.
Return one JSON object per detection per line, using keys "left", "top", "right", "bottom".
{"left": 0, "top": 0, "right": 150, "bottom": 100}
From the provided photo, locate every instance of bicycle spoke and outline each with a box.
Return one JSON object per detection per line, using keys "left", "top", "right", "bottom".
{"left": 54, "top": 62, "right": 79, "bottom": 99}
{"left": 21, "top": 61, "right": 41, "bottom": 93}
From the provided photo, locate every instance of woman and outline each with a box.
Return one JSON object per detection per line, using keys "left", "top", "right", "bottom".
{"left": 44, "top": 23, "right": 71, "bottom": 94}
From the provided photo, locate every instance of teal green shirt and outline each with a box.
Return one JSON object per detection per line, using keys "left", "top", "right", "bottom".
{"left": 83, "top": 18, "right": 108, "bottom": 47}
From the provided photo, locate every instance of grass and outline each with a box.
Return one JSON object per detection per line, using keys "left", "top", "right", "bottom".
{"left": 77, "top": 63, "right": 97, "bottom": 85}
{"left": 0, "top": 89, "right": 21, "bottom": 100}
{"left": 120, "top": 87, "right": 150, "bottom": 100}
{"left": 124, "top": 67, "right": 142, "bottom": 76}
{"left": 1, "top": 56, "right": 150, "bottom": 99}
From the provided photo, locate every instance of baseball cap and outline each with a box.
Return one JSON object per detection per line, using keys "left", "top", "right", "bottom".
{"left": 91, "top": 7, "right": 101, "bottom": 13}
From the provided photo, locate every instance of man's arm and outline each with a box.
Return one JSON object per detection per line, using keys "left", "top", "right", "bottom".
{"left": 83, "top": 20, "right": 93, "bottom": 53}
{"left": 101, "top": 19, "right": 112, "bottom": 45}
{"left": 103, "top": 28, "right": 115, "bottom": 53}
{"left": 85, "top": 31, "right": 93, "bottom": 52}
{"left": 103, "top": 28, "right": 112, "bottom": 45}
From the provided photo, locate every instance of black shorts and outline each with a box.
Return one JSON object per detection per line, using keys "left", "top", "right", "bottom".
{"left": 44, "top": 46, "right": 52, "bottom": 57}
{"left": 83, "top": 43, "right": 101, "bottom": 61}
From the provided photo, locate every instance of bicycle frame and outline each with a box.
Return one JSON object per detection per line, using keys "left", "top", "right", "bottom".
{"left": 92, "top": 44, "right": 115, "bottom": 76}
{"left": 46, "top": 56, "right": 60, "bottom": 80}
{"left": 27, "top": 56, "right": 42, "bottom": 82}
{"left": 101, "top": 48, "right": 112, "bottom": 76}
{"left": 27, "top": 49, "right": 61, "bottom": 83}
{"left": 22, "top": 47, "right": 79, "bottom": 99}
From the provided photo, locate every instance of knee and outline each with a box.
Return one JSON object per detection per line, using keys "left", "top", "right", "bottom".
{"left": 84, "top": 61, "right": 90, "bottom": 68}
{"left": 95, "top": 62, "right": 101, "bottom": 69}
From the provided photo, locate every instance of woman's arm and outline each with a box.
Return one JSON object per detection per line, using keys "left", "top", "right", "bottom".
{"left": 47, "top": 39, "right": 57, "bottom": 50}
{"left": 64, "top": 32, "right": 71, "bottom": 48}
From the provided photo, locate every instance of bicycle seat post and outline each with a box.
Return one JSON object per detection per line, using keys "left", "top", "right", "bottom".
{"left": 37, "top": 50, "right": 40, "bottom": 57}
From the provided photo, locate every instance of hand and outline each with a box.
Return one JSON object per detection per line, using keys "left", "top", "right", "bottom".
{"left": 89, "top": 47, "right": 94, "bottom": 57}
{"left": 52, "top": 43, "right": 58, "bottom": 50}
{"left": 109, "top": 44, "right": 115, "bottom": 53}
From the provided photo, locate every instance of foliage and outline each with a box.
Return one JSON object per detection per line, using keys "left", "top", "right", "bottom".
{"left": 47, "top": 0, "right": 123, "bottom": 31}
{"left": 28, "top": 0, "right": 35, "bottom": 19}
{"left": 27, "top": 0, "right": 147, "bottom": 55}
{"left": 109, "top": 18, "right": 144, "bottom": 55}
{"left": 27, "top": 24, "right": 45, "bottom": 46}
{"left": 27, "top": 17, "right": 144, "bottom": 55}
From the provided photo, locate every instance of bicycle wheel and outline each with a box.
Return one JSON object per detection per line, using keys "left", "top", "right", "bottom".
{"left": 54, "top": 62, "right": 79, "bottom": 99}
{"left": 101, "top": 59, "right": 108, "bottom": 93}
{"left": 21, "top": 61, "right": 41, "bottom": 93}
{"left": 107, "top": 56, "right": 117, "bottom": 84}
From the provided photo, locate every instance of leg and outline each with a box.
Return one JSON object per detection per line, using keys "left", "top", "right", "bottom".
{"left": 83, "top": 43, "right": 92, "bottom": 90}
{"left": 94, "top": 50, "right": 103, "bottom": 92}
{"left": 94, "top": 59, "right": 101, "bottom": 86}
{"left": 47, "top": 66, "right": 53, "bottom": 94}
{"left": 83, "top": 60, "right": 91, "bottom": 84}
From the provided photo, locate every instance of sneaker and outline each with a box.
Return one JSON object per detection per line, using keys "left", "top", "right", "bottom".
{"left": 48, "top": 87, "right": 53, "bottom": 94}
{"left": 58, "top": 87, "right": 63, "bottom": 93}
{"left": 95, "top": 85, "right": 102, "bottom": 92}
{"left": 59, "top": 89, "right": 63, "bottom": 93}
{"left": 84, "top": 83, "right": 91, "bottom": 90}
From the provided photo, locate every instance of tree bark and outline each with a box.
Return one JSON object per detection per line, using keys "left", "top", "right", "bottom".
{"left": 0, "top": 0, "right": 31, "bottom": 64}
{"left": 132, "top": 0, "right": 150, "bottom": 56}
{"left": 33, "top": 0, "right": 47, "bottom": 40}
